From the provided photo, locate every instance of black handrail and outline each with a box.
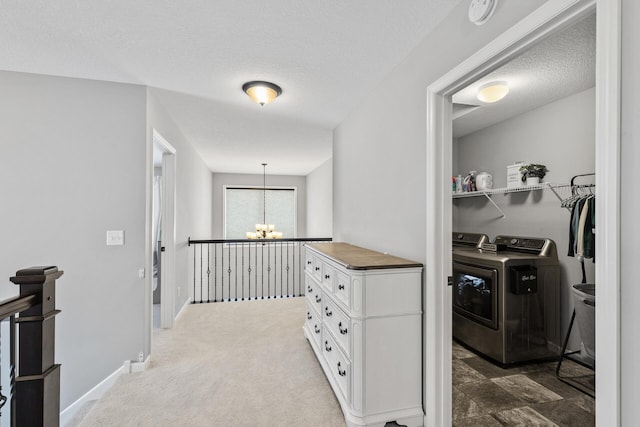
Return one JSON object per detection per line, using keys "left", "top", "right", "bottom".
{"left": 0, "top": 294, "right": 38, "bottom": 321}
{"left": 189, "top": 237, "right": 333, "bottom": 245}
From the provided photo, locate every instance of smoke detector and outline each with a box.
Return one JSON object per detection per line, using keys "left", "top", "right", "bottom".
{"left": 469, "top": 0, "right": 498, "bottom": 26}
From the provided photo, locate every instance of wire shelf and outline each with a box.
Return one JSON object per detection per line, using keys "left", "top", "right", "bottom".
{"left": 452, "top": 182, "right": 570, "bottom": 199}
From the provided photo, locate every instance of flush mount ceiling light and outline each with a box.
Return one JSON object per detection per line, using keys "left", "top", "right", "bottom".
{"left": 242, "top": 81, "right": 282, "bottom": 106}
{"left": 477, "top": 81, "right": 510, "bottom": 103}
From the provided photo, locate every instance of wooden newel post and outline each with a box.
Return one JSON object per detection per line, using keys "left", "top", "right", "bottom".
{"left": 10, "top": 266, "right": 63, "bottom": 427}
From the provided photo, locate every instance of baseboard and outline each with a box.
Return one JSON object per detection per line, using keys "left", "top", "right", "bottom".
{"left": 175, "top": 296, "right": 192, "bottom": 322}
{"left": 124, "top": 354, "right": 152, "bottom": 373}
{"left": 60, "top": 365, "right": 124, "bottom": 426}
{"left": 60, "top": 299, "right": 191, "bottom": 424}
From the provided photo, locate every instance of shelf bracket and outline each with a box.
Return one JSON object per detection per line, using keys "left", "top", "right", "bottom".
{"left": 482, "top": 192, "right": 506, "bottom": 218}
{"left": 547, "top": 184, "right": 572, "bottom": 211}
{"left": 547, "top": 185, "right": 564, "bottom": 203}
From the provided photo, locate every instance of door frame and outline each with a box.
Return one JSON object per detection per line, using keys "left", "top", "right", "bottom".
{"left": 425, "top": 0, "right": 620, "bottom": 425}
{"left": 150, "top": 130, "right": 177, "bottom": 331}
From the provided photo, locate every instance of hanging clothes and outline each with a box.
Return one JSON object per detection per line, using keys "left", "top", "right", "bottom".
{"left": 568, "top": 196, "right": 586, "bottom": 257}
{"left": 567, "top": 194, "right": 595, "bottom": 260}
{"left": 564, "top": 175, "right": 596, "bottom": 285}
{"left": 583, "top": 196, "right": 596, "bottom": 260}
{"left": 576, "top": 197, "right": 589, "bottom": 256}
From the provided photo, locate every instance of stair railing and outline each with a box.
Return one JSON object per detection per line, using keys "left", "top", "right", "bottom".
{"left": 188, "top": 238, "right": 331, "bottom": 303}
{"left": 0, "top": 266, "right": 63, "bottom": 426}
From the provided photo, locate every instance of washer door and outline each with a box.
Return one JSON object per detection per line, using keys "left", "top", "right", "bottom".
{"left": 452, "top": 261, "right": 499, "bottom": 330}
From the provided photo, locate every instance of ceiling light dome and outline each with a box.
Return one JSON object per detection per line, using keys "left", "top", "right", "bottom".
{"left": 477, "top": 81, "right": 510, "bottom": 103}
{"left": 242, "top": 81, "right": 282, "bottom": 106}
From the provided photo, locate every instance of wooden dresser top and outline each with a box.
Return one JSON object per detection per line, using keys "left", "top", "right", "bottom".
{"left": 306, "top": 242, "right": 423, "bottom": 270}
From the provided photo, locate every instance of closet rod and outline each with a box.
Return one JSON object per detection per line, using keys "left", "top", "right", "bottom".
{"left": 570, "top": 172, "right": 595, "bottom": 187}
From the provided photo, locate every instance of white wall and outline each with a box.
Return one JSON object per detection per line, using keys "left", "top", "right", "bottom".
{"left": 333, "top": 0, "right": 548, "bottom": 262}
{"left": 211, "top": 173, "right": 307, "bottom": 238}
{"left": 147, "top": 89, "right": 213, "bottom": 331}
{"left": 454, "top": 87, "right": 595, "bottom": 347}
{"left": 306, "top": 158, "right": 333, "bottom": 237}
{"left": 0, "top": 72, "right": 214, "bottom": 413}
{"left": 0, "top": 71, "right": 147, "bottom": 410}
{"left": 620, "top": 0, "right": 640, "bottom": 422}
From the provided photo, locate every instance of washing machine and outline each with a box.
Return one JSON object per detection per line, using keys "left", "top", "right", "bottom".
{"left": 452, "top": 234, "right": 561, "bottom": 364}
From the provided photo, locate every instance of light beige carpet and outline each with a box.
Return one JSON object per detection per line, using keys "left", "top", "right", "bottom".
{"left": 76, "top": 297, "right": 346, "bottom": 427}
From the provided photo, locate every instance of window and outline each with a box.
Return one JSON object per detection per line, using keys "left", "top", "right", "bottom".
{"left": 225, "top": 186, "right": 296, "bottom": 239}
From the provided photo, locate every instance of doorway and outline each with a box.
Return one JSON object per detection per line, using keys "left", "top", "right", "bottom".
{"left": 152, "top": 130, "right": 176, "bottom": 330}
{"left": 425, "top": 1, "right": 620, "bottom": 426}
{"left": 450, "top": 12, "right": 596, "bottom": 425}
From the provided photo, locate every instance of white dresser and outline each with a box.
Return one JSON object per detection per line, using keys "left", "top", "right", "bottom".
{"left": 303, "top": 243, "right": 424, "bottom": 427}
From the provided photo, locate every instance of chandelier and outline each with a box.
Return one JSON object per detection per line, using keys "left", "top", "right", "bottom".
{"left": 246, "top": 163, "right": 283, "bottom": 239}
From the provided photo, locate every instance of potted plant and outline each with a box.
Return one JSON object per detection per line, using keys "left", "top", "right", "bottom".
{"left": 519, "top": 164, "right": 548, "bottom": 185}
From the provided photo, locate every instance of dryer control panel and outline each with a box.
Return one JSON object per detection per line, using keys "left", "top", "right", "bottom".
{"left": 493, "top": 236, "right": 548, "bottom": 253}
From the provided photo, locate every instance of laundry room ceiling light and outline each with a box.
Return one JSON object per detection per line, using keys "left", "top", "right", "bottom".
{"left": 242, "top": 81, "right": 282, "bottom": 106}
{"left": 477, "top": 81, "right": 510, "bottom": 103}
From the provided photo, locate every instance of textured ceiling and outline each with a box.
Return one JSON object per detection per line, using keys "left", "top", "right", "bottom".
{"left": 1, "top": 0, "right": 459, "bottom": 175}
{"left": 452, "top": 13, "right": 596, "bottom": 138}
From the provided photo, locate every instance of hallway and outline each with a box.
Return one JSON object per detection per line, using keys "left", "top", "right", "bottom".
{"left": 71, "top": 298, "right": 345, "bottom": 426}
{"left": 69, "top": 296, "right": 597, "bottom": 426}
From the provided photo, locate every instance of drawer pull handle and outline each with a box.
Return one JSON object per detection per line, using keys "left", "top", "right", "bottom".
{"left": 337, "top": 362, "right": 346, "bottom": 377}
{"left": 338, "top": 322, "right": 348, "bottom": 335}
{"left": 307, "top": 312, "right": 312, "bottom": 320}
{"left": 307, "top": 285, "right": 313, "bottom": 293}
{"left": 314, "top": 325, "right": 320, "bottom": 334}
{"left": 315, "top": 267, "right": 320, "bottom": 271}
{"left": 325, "top": 306, "right": 332, "bottom": 317}
{"left": 324, "top": 274, "right": 330, "bottom": 280}
{"left": 338, "top": 284, "right": 345, "bottom": 290}
{"left": 307, "top": 260, "right": 312, "bottom": 265}
{"left": 316, "top": 295, "right": 321, "bottom": 303}
{"left": 325, "top": 340, "right": 332, "bottom": 352}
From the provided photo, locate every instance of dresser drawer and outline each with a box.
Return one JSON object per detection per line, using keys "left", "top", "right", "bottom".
{"left": 304, "top": 275, "right": 316, "bottom": 299}
{"left": 305, "top": 276, "right": 323, "bottom": 314}
{"left": 312, "top": 257, "right": 322, "bottom": 281}
{"left": 322, "top": 264, "right": 335, "bottom": 291}
{"left": 323, "top": 297, "right": 351, "bottom": 358}
{"left": 323, "top": 328, "right": 350, "bottom": 402}
{"left": 335, "top": 271, "right": 351, "bottom": 307}
{"left": 312, "top": 288, "right": 323, "bottom": 314}
{"left": 305, "top": 255, "right": 314, "bottom": 272}
{"left": 305, "top": 301, "right": 322, "bottom": 348}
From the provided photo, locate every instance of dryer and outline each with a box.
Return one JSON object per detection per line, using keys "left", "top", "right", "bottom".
{"left": 452, "top": 234, "right": 561, "bottom": 364}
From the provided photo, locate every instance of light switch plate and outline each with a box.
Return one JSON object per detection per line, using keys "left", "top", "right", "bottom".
{"left": 106, "top": 230, "right": 125, "bottom": 246}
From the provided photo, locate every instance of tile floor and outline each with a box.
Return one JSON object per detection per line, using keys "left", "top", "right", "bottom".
{"left": 452, "top": 340, "right": 595, "bottom": 426}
